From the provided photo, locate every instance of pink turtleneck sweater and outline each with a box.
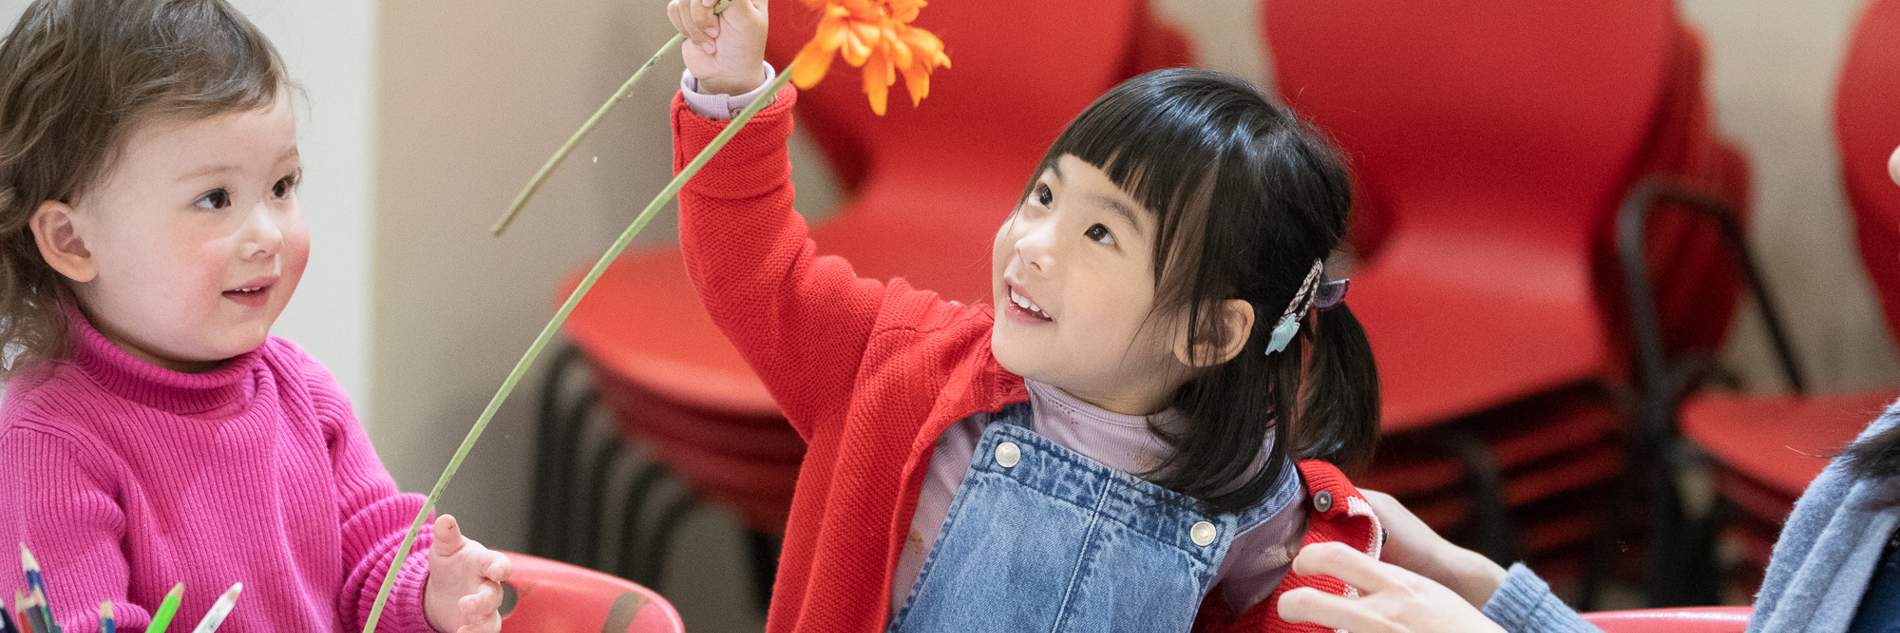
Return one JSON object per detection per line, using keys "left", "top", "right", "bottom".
{"left": 0, "top": 312, "right": 436, "bottom": 633}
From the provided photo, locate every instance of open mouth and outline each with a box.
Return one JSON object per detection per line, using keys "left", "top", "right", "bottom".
{"left": 223, "top": 280, "right": 275, "bottom": 306}
{"left": 1008, "top": 287, "right": 1052, "bottom": 321}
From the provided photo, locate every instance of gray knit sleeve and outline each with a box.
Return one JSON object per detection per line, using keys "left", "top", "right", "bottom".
{"left": 1480, "top": 563, "right": 1604, "bottom": 633}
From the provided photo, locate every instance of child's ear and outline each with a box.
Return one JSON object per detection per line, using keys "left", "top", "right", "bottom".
{"left": 30, "top": 200, "right": 96, "bottom": 283}
{"left": 1173, "top": 299, "right": 1256, "bottom": 368}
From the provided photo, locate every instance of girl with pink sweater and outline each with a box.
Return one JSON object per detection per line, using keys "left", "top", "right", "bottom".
{"left": 0, "top": 1, "right": 508, "bottom": 631}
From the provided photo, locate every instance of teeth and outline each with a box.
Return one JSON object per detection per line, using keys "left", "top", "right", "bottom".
{"left": 1009, "top": 288, "right": 1048, "bottom": 318}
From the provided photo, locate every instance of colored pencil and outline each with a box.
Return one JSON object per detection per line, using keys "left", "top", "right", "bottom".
{"left": 188, "top": 583, "right": 239, "bottom": 633}
{"left": 16, "top": 546, "right": 45, "bottom": 616}
{"left": 0, "top": 604, "right": 18, "bottom": 633}
{"left": 147, "top": 584, "right": 184, "bottom": 633}
{"left": 98, "top": 601, "right": 112, "bottom": 633}
{"left": 18, "top": 590, "right": 47, "bottom": 633}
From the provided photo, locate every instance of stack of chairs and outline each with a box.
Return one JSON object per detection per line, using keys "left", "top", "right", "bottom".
{"left": 1634, "top": 0, "right": 1900, "bottom": 602}
{"left": 1264, "top": 0, "right": 1752, "bottom": 606}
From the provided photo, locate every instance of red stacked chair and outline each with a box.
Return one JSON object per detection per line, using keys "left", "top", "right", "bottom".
{"left": 1627, "top": 0, "right": 1900, "bottom": 602}
{"left": 1264, "top": 0, "right": 1751, "bottom": 604}
{"left": 545, "top": 0, "right": 1194, "bottom": 602}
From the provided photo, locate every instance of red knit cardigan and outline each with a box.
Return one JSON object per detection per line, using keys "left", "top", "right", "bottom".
{"left": 672, "top": 85, "right": 1381, "bottom": 633}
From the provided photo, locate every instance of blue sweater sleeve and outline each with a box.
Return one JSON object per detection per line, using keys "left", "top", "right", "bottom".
{"left": 1480, "top": 564, "right": 1603, "bottom": 633}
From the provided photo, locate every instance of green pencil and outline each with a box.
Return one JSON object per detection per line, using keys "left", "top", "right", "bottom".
{"left": 147, "top": 583, "right": 184, "bottom": 633}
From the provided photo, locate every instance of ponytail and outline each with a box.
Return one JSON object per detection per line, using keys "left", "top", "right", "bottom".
{"left": 1291, "top": 302, "right": 1379, "bottom": 475}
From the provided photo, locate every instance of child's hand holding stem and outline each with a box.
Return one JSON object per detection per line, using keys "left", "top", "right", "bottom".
{"left": 667, "top": 0, "right": 769, "bottom": 96}
{"left": 423, "top": 515, "right": 512, "bottom": 633}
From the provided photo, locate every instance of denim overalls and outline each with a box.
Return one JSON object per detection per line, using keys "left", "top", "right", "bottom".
{"left": 888, "top": 403, "right": 1301, "bottom": 633}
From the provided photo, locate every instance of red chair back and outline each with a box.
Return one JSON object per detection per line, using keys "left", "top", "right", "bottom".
{"left": 1839, "top": 0, "right": 1900, "bottom": 339}
{"left": 761, "top": 0, "right": 1191, "bottom": 303}
{"left": 498, "top": 552, "right": 685, "bottom": 633}
{"left": 1267, "top": 0, "right": 1670, "bottom": 263}
{"left": 1583, "top": 607, "right": 1751, "bottom": 633}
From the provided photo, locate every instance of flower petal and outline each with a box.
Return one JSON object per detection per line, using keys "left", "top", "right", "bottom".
{"left": 861, "top": 47, "right": 890, "bottom": 115}
{"left": 790, "top": 38, "right": 840, "bottom": 88}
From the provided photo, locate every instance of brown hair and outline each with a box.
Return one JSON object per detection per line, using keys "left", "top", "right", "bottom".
{"left": 0, "top": 0, "right": 286, "bottom": 373}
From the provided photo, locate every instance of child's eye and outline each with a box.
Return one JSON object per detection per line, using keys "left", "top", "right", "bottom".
{"left": 272, "top": 173, "right": 299, "bottom": 199}
{"left": 1036, "top": 183, "right": 1053, "bottom": 207}
{"left": 1085, "top": 223, "right": 1116, "bottom": 245}
{"left": 196, "top": 189, "right": 231, "bottom": 210}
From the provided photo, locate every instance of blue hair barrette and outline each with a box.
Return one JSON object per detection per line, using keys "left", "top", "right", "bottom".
{"left": 1265, "top": 262, "right": 1349, "bottom": 356}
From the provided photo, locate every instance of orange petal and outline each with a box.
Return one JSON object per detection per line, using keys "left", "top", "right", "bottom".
{"left": 841, "top": 21, "right": 880, "bottom": 65}
{"left": 861, "top": 48, "right": 890, "bottom": 115}
{"left": 900, "top": 58, "right": 931, "bottom": 106}
{"left": 887, "top": 0, "right": 926, "bottom": 22}
{"left": 898, "top": 25, "right": 944, "bottom": 60}
{"left": 887, "top": 27, "right": 912, "bottom": 69}
{"left": 790, "top": 38, "right": 839, "bottom": 88}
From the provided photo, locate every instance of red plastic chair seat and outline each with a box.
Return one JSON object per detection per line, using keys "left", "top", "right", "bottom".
{"left": 499, "top": 552, "right": 685, "bottom": 633}
{"left": 1582, "top": 607, "right": 1751, "bottom": 633}
{"left": 1681, "top": 391, "right": 1892, "bottom": 498}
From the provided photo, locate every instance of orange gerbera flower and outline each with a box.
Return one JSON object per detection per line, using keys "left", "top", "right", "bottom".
{"left": 788, "top": 0, "right": 951, "bottom": 115}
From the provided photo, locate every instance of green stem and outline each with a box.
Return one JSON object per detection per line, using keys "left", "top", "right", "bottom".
{"left": 489, "top": 0, "right": 736, "bottom": 236}
{"left": 361, "top": 66, "right": 798, "bottom": 633}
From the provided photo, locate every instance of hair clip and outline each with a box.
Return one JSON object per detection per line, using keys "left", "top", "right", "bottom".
{"left": 1266, "top": 315, "right": 1301, "bottom": 355}
{"left": 1266, "top": 259, "right": 1326, "bottom": 356}
{"left": 1314, "top": 279, "right": 1349, "bottom": 311}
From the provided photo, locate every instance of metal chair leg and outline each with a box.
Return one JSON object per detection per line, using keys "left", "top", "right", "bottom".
{"left": 574, "top": 436, "right": 626, "bottom": 568}
{"left": 640, "top": 494, "right": 701, "bottom": 588}
{"left": 615, "top": 461, "right": 673, "bottom": 580}
{"left": 746, "top": 529, "right": 781, "bottom": 613}
{"left": 1446, "top": 429, "right": 1519, "bottom": 565}
{"left": 531, "top": 345, "right": 585, "bottom": 556}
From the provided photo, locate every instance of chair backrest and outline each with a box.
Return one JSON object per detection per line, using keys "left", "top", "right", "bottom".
{"left": 498, "top": 552, "right": 685, "bottom": 633}
{"left": 1582, "top": 607, "right": 1751, "bottom": 633}
{"left": 1265, "top": 0, "right": 1672, "bottom": 258}
{"left": 1838, "top": 0, "right": 1900, "bottom": 339}
{"left": 760, "top": 0, "right": 1192, "bottom": 303}
{"left": 763, "top": 0, "right": 1171, "bottom": 194}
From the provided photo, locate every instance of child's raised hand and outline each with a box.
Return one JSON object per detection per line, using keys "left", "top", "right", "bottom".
{"left": 667, "top": 0, "right": 769, "bottom": 96}
{"left": 424, "top": 514, "right": 513, "bottom": 633}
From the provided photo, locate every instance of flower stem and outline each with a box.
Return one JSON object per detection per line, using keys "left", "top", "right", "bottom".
{"left": 489, "top": 0, "right": 736, "bottom": 237}
{"left": 361, "top": 64, "right": 797, "bottom": 633}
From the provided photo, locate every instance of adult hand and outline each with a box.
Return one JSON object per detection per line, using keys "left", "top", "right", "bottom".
{"left": 666, "top": 0, "right": 770, "bottom": 96}
{"left": 1362, "top": 489, "right": 1508, "bottom": 608}
{"left": 1277, "top": 541, "right": 1507, "bottom": 633}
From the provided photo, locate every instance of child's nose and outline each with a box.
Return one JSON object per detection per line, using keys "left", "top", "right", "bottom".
{"left": 240, "top": 202, "right": 283, "bottom": 259}
{"left": 1014, "top": 217, "right": 1059, "bottom": 272}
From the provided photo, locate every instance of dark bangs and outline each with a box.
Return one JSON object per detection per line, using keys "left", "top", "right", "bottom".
{"left": 1023, "top": 68, "right": 1374, "bottom": 514}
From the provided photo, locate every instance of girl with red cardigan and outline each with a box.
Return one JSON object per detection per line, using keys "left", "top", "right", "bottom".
{"left": 667, "top": 1, "right": 1385, "bottom": 631}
